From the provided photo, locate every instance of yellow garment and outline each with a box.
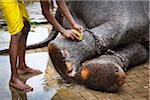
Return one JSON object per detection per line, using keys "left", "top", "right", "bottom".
{"left": 0, "top": 0, "right": 30, "bottom": 35}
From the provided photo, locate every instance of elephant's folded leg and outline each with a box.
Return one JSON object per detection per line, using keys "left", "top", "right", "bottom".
{"left": 48, "top": 31, "right": 96, "bottom": 80}
{"left": 139, "top": 33, "right": 149, "bottom": 50}
{"left": 90, "top": 17, "right": 148, "bottom": 54}
{"left": 77, "top": 42, "right": 148, "bottom": 92}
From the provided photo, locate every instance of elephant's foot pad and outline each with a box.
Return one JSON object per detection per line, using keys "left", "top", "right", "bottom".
{"left": 48, "top": 43, "right": 73, "bottom": 81}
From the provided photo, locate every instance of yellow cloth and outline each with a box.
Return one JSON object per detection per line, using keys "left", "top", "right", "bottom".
{"left": 0, "top": 0, "right": 30, "bottom": 35}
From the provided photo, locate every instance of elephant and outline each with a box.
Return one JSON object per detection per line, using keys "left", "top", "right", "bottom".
{"left": 48, "top": 0, "right": 149, "bottom": 92}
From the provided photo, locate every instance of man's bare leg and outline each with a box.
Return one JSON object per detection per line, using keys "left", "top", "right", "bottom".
{"left": 17, "top": 19, "right": 42, "bottom": 74}
{"left": 9, "top": 33, "right": 33, "bottom": 92}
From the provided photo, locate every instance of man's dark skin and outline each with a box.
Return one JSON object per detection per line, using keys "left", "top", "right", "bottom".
{"left": 0, "top": 0, "right": 42, "bottom": 92}
{"left": 9, "top": 19, "right": 42, "bottom": 92}
{"left": 40, "top": 0, "right": 84, "bottom": 40}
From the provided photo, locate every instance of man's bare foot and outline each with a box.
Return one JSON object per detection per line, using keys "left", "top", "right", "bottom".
{"left": 9, "top": 78, "right": 33, "bottom": 92}
{"left": 17, "top": 67, "right": 42, "bottom": 75}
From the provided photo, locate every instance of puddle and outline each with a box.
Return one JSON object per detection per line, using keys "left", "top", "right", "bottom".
{"left": 0, "top": 52, "right": 58, "bottom": 100}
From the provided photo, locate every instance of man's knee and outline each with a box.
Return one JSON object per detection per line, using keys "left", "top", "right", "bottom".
{"left": 24, "top": 20, "right": 30, "bottom": 32}
{"left": 11, "top": 32, "right": 22, "bottom": 42}
{"left": 22, "top": 18, "right": 30, "bottom": 35}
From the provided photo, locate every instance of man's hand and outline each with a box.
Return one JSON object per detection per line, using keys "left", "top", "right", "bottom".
{"left": 72, "top": 23, "right": 85, "bottom": 33}
{"left": 62, "top": 29, "right": 80, "bottom": 40}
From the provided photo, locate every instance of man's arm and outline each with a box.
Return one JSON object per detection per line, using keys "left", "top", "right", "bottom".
{"left": 56, "top": 0, "right": 76, "bottom": 27}
{"left": 40, "top": 0, "right": 80, "bottom": 40}
{"left": 40, "top": 0, "right": 65, "bottom": 34}
{"left": 57, "top": 0, "right": 84, "bottom": 32}
{"left": 40, "top": 0, "right": 84, "bottom": 40}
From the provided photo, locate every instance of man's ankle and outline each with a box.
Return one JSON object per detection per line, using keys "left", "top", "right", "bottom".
{"left": 10, "top": 76, "right": 20, "bottom": 82}
{"left": 18, "top": 64, "right": 27, "bottom": 69}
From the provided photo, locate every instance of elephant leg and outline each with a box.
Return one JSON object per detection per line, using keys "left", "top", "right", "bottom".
{"left": 90, "top": 20, "right": 127, "bottom": 54}
{"left": 138, "top": 32, "right": 149, "bottom": 50}
{"left": 48, "top": 30, "right": 96, "bottom": 80}
{"left": 90, "top": 16, "right": 148, "bottom": 55}
{"left": 77, "top": 42, "right": 148, "bottom": 92}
